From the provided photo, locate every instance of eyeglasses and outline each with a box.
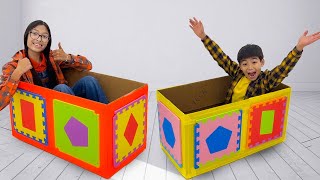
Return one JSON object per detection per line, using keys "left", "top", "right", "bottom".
{"left": 29, "top": 31, "right": 50, "bottom": 42}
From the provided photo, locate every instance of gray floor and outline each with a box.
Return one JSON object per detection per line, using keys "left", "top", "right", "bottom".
{"left": 0, "top": 91, "right": 320, "bottom": 180}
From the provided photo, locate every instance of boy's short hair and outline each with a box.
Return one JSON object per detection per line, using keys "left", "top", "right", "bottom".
{"left": 237, "top": 44, "right": 264, "bottom": 63}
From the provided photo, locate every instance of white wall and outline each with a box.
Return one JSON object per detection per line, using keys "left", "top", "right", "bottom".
{"left": 11, "top": 0, "right": 320, "bottom": 90}
{"left": 0, "top": 0, "right": 22, "bottom": 67}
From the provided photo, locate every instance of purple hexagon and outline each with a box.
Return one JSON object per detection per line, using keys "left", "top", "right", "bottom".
{"left": 64, "top": 117, "right": 88, "bottom": 147}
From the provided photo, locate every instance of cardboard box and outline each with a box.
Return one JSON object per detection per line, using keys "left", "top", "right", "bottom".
{"left": 157, "top": 76, "right": 290, "bottom": 178}
{"left": 10, "top": 69, "right": 148, "bottom": 178}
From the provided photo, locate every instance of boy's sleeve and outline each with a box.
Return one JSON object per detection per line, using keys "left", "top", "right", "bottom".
{"left": 0, "top": 62, "right": 20, "bottom": 111}
{"left": 266, "top": 47, "right": 302, "bottom": 90}
{"left": 202, "top": 35, "right": 240, "bottom": 78}
{"left": 58, "top": 54, "right": 92, "bottom": 71}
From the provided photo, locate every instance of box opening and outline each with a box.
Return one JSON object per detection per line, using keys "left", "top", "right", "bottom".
{"left": 63, "top": 69, "right": 145, "bottom": 102}
{"left": 159, "top": 76, "right": 290, "bottom": 114}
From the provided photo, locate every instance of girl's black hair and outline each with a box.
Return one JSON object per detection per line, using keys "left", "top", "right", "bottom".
{"left": 24, "top": 20, "right": 57, "bottom": 88}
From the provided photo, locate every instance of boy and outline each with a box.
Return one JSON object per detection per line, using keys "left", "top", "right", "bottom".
{"left": 189, "top": 17, "right": 320, "bottom": 103}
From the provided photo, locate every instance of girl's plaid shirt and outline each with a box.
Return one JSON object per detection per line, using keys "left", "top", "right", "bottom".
{"left": 0, "top": 50, "right": 92, "bottom": 110}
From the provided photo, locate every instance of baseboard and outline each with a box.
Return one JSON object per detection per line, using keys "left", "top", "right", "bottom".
{"left": 282, "top": 82, "right": 320, "bottom": 91}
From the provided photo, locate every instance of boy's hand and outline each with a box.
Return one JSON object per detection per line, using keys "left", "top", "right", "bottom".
{"left": 189, "top": 17, "right": 206, "bottom": 40}
{"left": 296, "top": 30, "right": 320, "bottom": 51}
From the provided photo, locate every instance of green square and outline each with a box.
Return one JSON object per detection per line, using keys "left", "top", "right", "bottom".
{"left": 260, "top": 110, "right": 275, "bottom": 135}
{"left": 53, "top": 100, "right": 100, "bottom": 167}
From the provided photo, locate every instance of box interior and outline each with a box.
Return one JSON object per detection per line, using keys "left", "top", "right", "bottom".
{"left": 63, "top": 69, "right": 145, "bottom": 102}
{"left": 159, "top": 76, "right": 290, "bottom": 114}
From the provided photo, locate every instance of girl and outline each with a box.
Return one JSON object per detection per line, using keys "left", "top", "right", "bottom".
{"left": 0, "top": 20, "right": 108, "bottom": 111}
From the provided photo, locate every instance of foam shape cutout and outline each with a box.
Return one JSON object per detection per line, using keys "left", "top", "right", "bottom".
{"left": 206, "top": 126, "right": 232, "bottom": 154}
{"left": 20, "top": 99, "right": 36, "bottom": 131}
{"left": 113, "top": 95, "right": 146, "bottom": 167}
{"left": 248, "top": 97, "right": 287, "bottom": 148}
{"left": 163, "top": 118, "right": 176, "bottom": 148}
{"left": 11, "top": 89, "right": 48, "bottom": 145}
{"left": 260, "top": 110, "right": 275, "bottom": 135}
{"left": 53, "top": 99, "right": 100, "bottom": 167}
{"left": 124, "top": 114, "right": 138, "bottom": 146}
{"left": 194, "top": 110, "right": 241, "bottom": 169}
{"left": 158, "top": 101, "right": 182, "bottom": 167}
{"left": 64, "top": 117, "right": 89, "bottom": 147}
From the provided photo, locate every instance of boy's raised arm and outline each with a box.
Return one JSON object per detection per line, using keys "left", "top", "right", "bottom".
{"left": 296, "top": 30, "right": 320, "bottom": 51}
{"left": 189, "top": 17, "right": 240, "bottom": 78}
{"left": 267, "top": 30, "right": 320, "bottom": 90}
{"left": 189, "top": 17, "right": 206, "bottom": 40}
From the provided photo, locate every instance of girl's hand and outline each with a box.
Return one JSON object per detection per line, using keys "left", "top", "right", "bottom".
{"left": 51, "top": 42, "right": 71, "bottom": 61}
{"left": 16, "top": 51, "right": 32, "bottom": 75}
{"left": 11, "top": 51, "right": 32, "bottom": 81}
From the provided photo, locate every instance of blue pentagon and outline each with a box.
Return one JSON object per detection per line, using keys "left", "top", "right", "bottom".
{"left": 163, "top": 118, "right": 175, "bottom": 148}
{"left": 206, "top": 126, "right": 232, "bottom": 154}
